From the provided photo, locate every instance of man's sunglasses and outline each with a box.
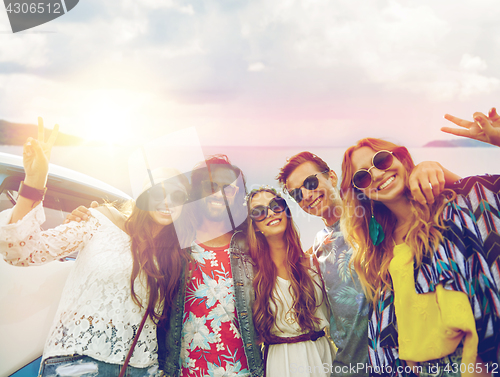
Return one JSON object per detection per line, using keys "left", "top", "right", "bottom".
{"left": 201, "top": 180, "right": 239, "bottom": 197}
{"left": 287, "top": 170, "right": 329, "bottom": 203}
{"left": 147, "top": 184, "right": 189, "bottom": 207}
{"left": 249, "top": 197, "right": 288, "bottom": 222}
{"left": 352, "top": 150, "right": 394, "bottom": 189}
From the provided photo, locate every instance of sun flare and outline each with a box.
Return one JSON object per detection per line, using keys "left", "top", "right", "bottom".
{"left": 81, "top": 92, "right": 138, "bottom": 145}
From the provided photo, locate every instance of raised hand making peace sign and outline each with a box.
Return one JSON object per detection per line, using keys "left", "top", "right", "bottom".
{"left": 442, "top": 107, "right": 500, "bottom": 148}
{"left": 10, "top": 117, "right": 59, "bottom": 223}
{"left": 23, "top": 117, "right": 59, "bottom": 190}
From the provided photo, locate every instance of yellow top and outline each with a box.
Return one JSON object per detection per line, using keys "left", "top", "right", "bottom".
{"left": 389, "top": 243, "right": 477, "bottom": 371}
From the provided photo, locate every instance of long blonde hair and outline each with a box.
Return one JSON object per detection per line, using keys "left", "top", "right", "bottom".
{"left": 340, "top": 138, "right": 454, "bottom": 304}
{"left": 246, "top": 188, "right": 322, "bottom": 343}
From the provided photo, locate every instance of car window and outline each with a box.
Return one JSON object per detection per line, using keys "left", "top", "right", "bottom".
{"left": 0, "top": 189, "right": 70, "bottom": 231}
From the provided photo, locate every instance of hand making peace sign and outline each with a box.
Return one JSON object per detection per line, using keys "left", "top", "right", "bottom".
{"left": 23, "top": 117, "right": 59, "bottom": 189}
{"left": 442, "top": 108, "right": 500, "bottom": 148}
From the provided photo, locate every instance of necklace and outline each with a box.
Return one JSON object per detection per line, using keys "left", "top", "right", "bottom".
{"left": 275, "top": 279, "right": 297, "bottom": 325}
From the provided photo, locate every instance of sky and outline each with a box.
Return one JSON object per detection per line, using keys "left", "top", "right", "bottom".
{"left": 0, "top": 0, "right": 499, "bottom": 147}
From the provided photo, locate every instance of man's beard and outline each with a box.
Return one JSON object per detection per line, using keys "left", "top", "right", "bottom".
{"left": 199, "top": 196, "right": 232, "bottom": 222}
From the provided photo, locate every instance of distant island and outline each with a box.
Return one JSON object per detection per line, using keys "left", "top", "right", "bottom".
{"left": 0, "top": 119, "right": 102, "bottom": 146}
{"left": 422, "top": 139, "right": 494, "bottom": 148}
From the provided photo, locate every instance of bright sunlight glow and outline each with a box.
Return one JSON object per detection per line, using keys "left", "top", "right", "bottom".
{"left": 81, "top": 91, "right": 138, "bottom": 145}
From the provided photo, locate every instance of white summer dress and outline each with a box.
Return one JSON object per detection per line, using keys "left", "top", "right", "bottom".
{"left": 266, "top": 261, "right": 334, "bottom": 377}
{"left": 0, "top": 204, "right": 159, "bottom": 369}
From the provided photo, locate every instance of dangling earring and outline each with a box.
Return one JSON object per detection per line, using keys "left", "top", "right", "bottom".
{"left": 369, "top": 201, "right": 384, "bottom": 246}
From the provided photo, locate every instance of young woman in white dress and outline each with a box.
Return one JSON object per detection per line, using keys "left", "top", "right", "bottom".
{"left": 246, "top": 188, "right": 335, "bottom": 377}
{"left": 0, "top": 119, "right": 193, "bottom": 376}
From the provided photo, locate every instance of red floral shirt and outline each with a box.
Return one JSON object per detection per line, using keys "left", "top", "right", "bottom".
{"left": 180, "top": 242, "right": 250, "bottom": 377}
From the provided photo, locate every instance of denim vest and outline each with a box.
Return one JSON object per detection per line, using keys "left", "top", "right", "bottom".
{"left": 158, "top": 231, "right": 264, "bottom": 377}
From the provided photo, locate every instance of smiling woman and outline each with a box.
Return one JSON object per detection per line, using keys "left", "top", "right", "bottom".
{"left": 340, "top": 138, "right": 500, "bottom": 376}
{"left": 0, "top": 118, "right": 194, "bottom": 377}
{"left": 246, "top": 188, "right": 335, "bottom": 377}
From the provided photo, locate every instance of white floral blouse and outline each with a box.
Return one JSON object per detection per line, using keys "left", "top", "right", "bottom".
{"left": 0, "top": 204, "right": 158, "bottom": 368}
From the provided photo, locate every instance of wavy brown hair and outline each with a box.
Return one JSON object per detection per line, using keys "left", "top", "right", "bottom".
{"left": 246, "top": 188, "right": 323, "bottom": 343}
{"left": 340, "top": 138, "right": 454, "bottom": 305}
{"left": 125, "top": 179, "right": 194, "bottom": 323}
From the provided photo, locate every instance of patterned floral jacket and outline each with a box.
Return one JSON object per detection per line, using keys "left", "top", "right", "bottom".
{"left": 369, "top": 175, "right": 500, "bottom": 376}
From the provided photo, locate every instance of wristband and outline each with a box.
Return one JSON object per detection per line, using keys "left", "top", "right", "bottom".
{"left": 19, "top": 181, "right": 47, "bottom": 202}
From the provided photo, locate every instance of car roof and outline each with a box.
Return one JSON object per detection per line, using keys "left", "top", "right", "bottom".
{"left": 0, "top": 152, "right": 131, "bottom": 200}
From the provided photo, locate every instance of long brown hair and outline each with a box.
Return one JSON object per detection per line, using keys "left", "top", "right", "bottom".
{"left": 247, "top": 188, "right": 323, "bottom": 343}
{"left": 125, "top": 180, "right": 194, "bottom": 323}
{"left": 340, "top": 138, "right": 453, "bottom": 304}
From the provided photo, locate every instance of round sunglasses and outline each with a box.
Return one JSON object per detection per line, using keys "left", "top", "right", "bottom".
{"left": 249, "top": 196, "right": 288, "bottom": 222}
{"left": 352, "top": 150, "right": 394, "bottom": 189}
{"left": 147, "top": 183, "right": 189, "bottom": 207}
{"left": 287, "top": 170, "right": 329, "bottom": 203}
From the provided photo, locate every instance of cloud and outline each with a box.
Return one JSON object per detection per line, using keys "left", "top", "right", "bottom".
{"left": 459, "top": 53, "right": 488, "bottom": 71}
{"left": 0, "top": 0, "right": 500, "bottom": 147}
{"left": 381, "top": 53, "right": 500, "bottom": 101}
{"left": 0, "top": 34, "right": 49, "bottom": 68}
{"left": 237, "top": 0, "right": 500, "bottom": 103}
{"left": 247, "top": 62, "right": 265, "bottom": 72}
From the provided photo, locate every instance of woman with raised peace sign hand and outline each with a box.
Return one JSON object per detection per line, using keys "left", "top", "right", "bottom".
{"left": 0, "top": 118, "right": 194, "bottom": 377}
{"left": 10, "top": 117, "right": 59, "bottom": 223}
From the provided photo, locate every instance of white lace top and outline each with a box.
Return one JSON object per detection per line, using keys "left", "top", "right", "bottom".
{"left": 0, "top": 204, "right": 158, "bottom": 368}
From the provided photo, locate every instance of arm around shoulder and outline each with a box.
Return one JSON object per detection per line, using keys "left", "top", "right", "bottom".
{"left": 441, "top": 165, "right": 461, "bottom": 187}
{"left": 0, "top": 203, "right": 100, "bottom": 266}
{"left": 95, "top": 205, "right": 127, "bottom": 232}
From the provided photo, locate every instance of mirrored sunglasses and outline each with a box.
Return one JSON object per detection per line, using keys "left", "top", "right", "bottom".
{"left": 288, "top": 170, "right": 329, "bottom": 203}
{"left": 249, "top": 197, "right": 288, "bottom": 222}
{"left": 352, "top": 150, "right": 394, "bottom": 189}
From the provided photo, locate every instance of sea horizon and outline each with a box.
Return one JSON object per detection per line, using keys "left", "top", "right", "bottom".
{"left": 1, "top": 144, "right": 499, "bottom": 246}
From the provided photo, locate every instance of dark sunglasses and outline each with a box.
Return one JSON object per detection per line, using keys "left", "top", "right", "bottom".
{"left": 352, "top": 150, "right": 394, "bottom": 189}
{"left": 201, "top": 180, "right": 239, "bottom": 197}
{"left": 287, "top": 170, "right": 329, "bottom": 203}
{"left": 147, "top": 184, "right": 188, "bottom": 207}
{"left": 249, "top": 197, "right": 288, "bottom": 222}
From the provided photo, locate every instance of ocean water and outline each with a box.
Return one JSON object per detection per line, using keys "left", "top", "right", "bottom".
{"left": 1, "top": 145, "right": 499, "bottom": 246}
